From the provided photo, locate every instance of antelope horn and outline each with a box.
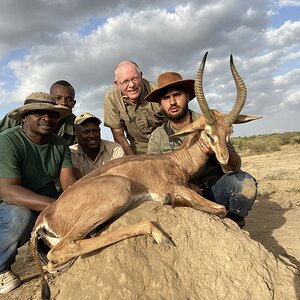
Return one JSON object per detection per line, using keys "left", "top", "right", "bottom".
{"left": 194, "top": 52, "right": 216, "bottom": 126}
{"left": 224, "top": 55, "right": 247, "bottom": 125}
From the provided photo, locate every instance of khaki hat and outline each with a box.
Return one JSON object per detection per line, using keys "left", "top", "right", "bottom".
{"left": 74, "top": 112, "right": 101, "bottom": 125}
{"left": 145, "top": 72, "right": 195, "bottom": 103}
{"left": 8, "top": 92, "right": 71, "bottom": 121}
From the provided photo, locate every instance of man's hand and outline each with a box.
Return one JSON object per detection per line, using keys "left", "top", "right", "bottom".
{"left": 199, "top": 138, "right": 213, "bottom": 156}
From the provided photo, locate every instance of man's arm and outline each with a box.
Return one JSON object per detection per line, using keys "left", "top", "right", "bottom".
{"left": 0, "top": 178, "right": 55, "bottom": 211}
{"left": 104, "top": 88, "right": 134, "bottom": 155}
{"left": 59, "top": 167, "right": 77, "bottom": 190}
{"left": 111, "top": 128, "right": 134, "bottom": 156}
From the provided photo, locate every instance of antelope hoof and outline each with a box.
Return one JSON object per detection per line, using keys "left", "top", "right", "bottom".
{"left": 46, "top": 259, "right": 74, "bottom": 273}
{"left": 160, "top": 235, "right": 173, "bottom": 246}
{"left": 151, "top": 230, "right": 172, "bottom": 246}
{"left": 216, "top": 207, "right": 227, "bottom": 218}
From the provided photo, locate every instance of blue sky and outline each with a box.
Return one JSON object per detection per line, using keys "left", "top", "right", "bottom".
{"left": 0, "top": 0, "right": 299, "bottom": 139}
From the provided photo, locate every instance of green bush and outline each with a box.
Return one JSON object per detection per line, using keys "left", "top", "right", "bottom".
{"left": 231, "top": 131, "right": 300, "bottom": 155}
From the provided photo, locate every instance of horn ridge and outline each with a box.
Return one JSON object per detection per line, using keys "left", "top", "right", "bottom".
{"left": 194, "top": 52, "right": 216, "bottom": 126}
{"left": 224, "top": 55, "right": 247, "bottom": 125}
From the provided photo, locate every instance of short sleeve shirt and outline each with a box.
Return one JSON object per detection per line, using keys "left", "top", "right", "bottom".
{"left": 147, "top": 110, "right": 241, "bottom": 184}
{"left": 70, "top": 139, "right": 125, "bottom": 177}
{"left": 104, "top": 78, "right": 165, "bottom": 154}
{"left": 0, "top": 126, "right": 73, "bottom": 200}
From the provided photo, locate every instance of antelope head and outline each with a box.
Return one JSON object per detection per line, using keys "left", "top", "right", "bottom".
{"left": 174, "top": 52, "right": 262, "bottom": 165}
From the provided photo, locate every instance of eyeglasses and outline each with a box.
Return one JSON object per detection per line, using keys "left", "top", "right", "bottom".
{"left": 117, "top": 75, "right": 140, "bottom": 88}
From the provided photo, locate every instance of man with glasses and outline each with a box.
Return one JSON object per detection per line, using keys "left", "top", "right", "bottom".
{"left": 104, "top": 60, "right": 165, "bottom": 155}
{"left": 0, "top": 92, "right": 77, "bottom": 293}
{"left": 0, "top": 80, "right": 77, "bottom": 145}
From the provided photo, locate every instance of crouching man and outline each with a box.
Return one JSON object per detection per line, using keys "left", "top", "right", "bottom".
{"left": 146, "top": 72, "right": 257, "bottom": 228}
{"left": 0, "top": 92, "right": 77, "bottom": 294}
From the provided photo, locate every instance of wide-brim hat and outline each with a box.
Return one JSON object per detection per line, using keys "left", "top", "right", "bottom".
{"left": 74, "top": 112, "right": 101, "bottom": 125}
{"left": 8, "top": 92, "right": 71, "bottom": 121}
{"left": 145, "top": 72, "right": 195, "bottom": 103}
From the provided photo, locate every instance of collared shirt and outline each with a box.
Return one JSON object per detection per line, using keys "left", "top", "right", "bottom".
{"left": 104, "top": 78, "right": 165, "bottom": 154}
{"left": 70, "top": 139, "right": 125, "bottom": 177}
{"left": 147, "top": 109, "right": 241, "bottom": 185}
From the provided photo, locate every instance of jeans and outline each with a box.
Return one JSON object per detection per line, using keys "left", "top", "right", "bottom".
{"left": 202, "top": 171, "right": 257, "bottom": 218}
{"left": 0, "top": 202, "right": 39, "bottom": 272}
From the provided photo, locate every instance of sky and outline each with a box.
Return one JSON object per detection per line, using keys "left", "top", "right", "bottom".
{"left": 0, "top": 0, "right": 299, "bottom": 140}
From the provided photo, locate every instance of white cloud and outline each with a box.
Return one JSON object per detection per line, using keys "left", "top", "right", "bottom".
{"left": 278, "top": 0, "right": 300, "bottom": 7}
{"left": 265, "top": 20, "right": 300, "bottom": 48}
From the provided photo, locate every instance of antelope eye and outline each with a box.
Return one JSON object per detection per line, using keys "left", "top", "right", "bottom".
{"left": 207, "top": 134, "right": 215, "bottom": 144}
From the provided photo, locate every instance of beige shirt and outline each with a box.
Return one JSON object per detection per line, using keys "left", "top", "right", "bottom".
{"left": 70, "top": 139, "right": 125, "bottom": 177}
{"left": 104, "top": 78, "right": 165, "bottom": 154}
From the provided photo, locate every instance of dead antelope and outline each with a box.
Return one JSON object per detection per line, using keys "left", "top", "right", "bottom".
{"left": 30, "top": 52, "right": 261, "bottom": 299}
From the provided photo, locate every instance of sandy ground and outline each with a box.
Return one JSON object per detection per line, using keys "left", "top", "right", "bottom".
{"left": 1, "top": 144, "right": 299, "bottom": 299}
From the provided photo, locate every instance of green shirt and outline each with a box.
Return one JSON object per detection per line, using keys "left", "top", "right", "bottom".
{"left": 0, "top": 113, "right": 76, "bottom": 146}
{"left": 148, "top": 110, "right": 241, "bottom": 185}
{"left": 104, "top": 78, "right": 165, "bottom": 154}
{"left": 0, "top": 126, "right": 73, "bottom": 200}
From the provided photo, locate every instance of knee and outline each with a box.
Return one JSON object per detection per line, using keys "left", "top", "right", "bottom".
{"left": 8, "top": 206, "right": 35, "bottom": 238}
{"left": 230, "top": 172, "right": 257, "bottom": 199}
{"left": 239, "top": 172, "right": 257, "bottom": 201}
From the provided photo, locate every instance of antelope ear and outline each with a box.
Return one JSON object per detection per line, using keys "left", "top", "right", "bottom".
{"left": 171, "top": 117, "right": 206, "bottom": 137}
{"left": 233, "top": 115, "right": 262, "bottom": 124}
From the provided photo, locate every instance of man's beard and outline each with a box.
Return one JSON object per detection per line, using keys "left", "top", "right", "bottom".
{"left": 162, "top": 103, "right": 189, "bottom": 121}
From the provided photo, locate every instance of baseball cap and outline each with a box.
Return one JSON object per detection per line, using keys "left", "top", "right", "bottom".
{"left": 74, "top": 112, "right": 101, "bottom": 125}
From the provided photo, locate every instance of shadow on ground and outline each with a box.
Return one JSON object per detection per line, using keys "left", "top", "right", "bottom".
{"left": 246, "top": 195, "right": 300, "bottom": 298}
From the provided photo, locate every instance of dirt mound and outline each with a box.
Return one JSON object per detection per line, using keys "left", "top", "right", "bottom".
{"left": 48, "top": 201, "right": 298, "bottom": 300}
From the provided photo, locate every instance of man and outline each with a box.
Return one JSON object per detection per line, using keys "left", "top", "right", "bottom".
{"left": 104, "top": 60, "right": 165, "bottom": 155}
{"left": 0, "top": 92, "right": 77, "bottom": 294}
{"left": 47, "top": 80, "right": 77, "bottom": 145}
{"left": 0, "top": 80, "right": 76, "bottom": 145}
{"left": 146, "top": 72, "right": 257, "bottom": 228}
{"left": 70, "top": 112, "right": 125, "bottom": 178}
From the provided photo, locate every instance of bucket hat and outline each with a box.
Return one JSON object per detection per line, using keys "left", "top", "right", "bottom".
{"left": 8, "top": 92, "right": 71, "bottom": 121}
